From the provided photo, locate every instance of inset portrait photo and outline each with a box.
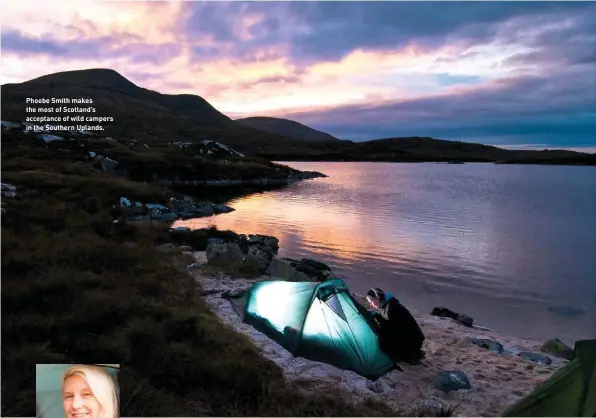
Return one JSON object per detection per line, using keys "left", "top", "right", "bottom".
{"left": 36, "top": 364, "right": 120, "bottom": 418}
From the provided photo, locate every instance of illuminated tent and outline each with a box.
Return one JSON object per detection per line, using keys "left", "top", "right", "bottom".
{"left": 36, "top": 364, "right": 120, "bottom": 418}
{"left": 228, "top": 278, "right": 396, "bottom": 379}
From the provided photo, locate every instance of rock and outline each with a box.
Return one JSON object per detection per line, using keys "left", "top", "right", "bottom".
{"left": 213, "top": 204, "right": 235, "bottom": 214}
{"left": 245, "top": 246, "right": 273, "bottom": 273}
{"left": 193, "top": 251, "right": 208, "bottom": 265}
{"left": 517, "top": 352, "right": 553, "bottom": 365}
{"left": 157, "top": 243, "right": 177, "bottom": 254}
{"left": 247, "top": 234, "right": 279, "bottom": 254}
{"left": 300, "top": 258, "right": 331, "bottom": 271}
{"left": 187, "top": 263, "right": 202, "bottom": 270}
{"left": 88, "top": 151, "right": 97, "bottom": 159}
{"left": 38, "top": 133, "right": 65, "bottom": 143}
{"left": 267, "top": 257, "right": 335, "bottom": 282}
{"left": 409, "top": 397, "right": 454, "bottom": 417}
{"left": 206, "top": 243, "right": 244, "bottom": 266}
{"left": 456, "top": 313, "right": 474, "bottom": 327}
{"left": 1, "top": 121, "right": 21, "bottom": 131}
{"left": 431, "top": 307, "right": 474, "bottom": 327}
{"left": 541, "top": 338, "right": 574, "bottom": 361}
{"left": 468, "top": 337, "right": 504, "bottom": 353}
{"left": 366, "top": 380, "right": 387, "bottom": 393}
{"left": 97, "top": 156, "right": 119, "bottom": 173}
{"left": 431, "top": 307, "right": 458, "bottom": 320}
{"left": 433, "top": 370, "right": 471, "bottom": 393}
{"left": 120, "top": 197, "right": 143, "bottom": 208}
{"left": 1, "top": 183, "right": 17, "bottom": 192}
{"left": 2, "top": 191, "right": 17, "bottom": 198}
{"left": 207, "top": 238, "right": 226, "bottom": 247}
{"left": 180, "top": 246, "right": 193, "bottom": 252}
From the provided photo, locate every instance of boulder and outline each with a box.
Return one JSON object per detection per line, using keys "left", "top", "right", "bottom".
{"left": 213, "top": 204, "right": 235, "bottom": 214}
{"left": 468, "top": 337, "right": 504, "bottom": 354}
{"left": 517, "top": 352, "right": 553, "bottom": 365}
{"left": 431, "top": 306, "right": 474, "bottom": 327}
{"left": 247, "top": 234, "right": 279, "bottom": 254}
{"left": 245, "top": 245, "right": 273, "bottom": 273}
{"left": 267, "top": 257, "right": 334, "bottom": 282}
{"left": 206, "top": 242, "right": 244, "bottom": 266}
{"left": 433, "top": 370, "right": 471, "bottom": 393}
{"left": 193, "top": 251, "right": 208, "bottom": 265}
{"left": 180, "top": 246, "right": 193, "bottom": 252}
{"left": 541, "top": 338, "right": 573, "bottom": 361}
{"left": 456, "top": 313, "right": 474, "bottom": 327}
{"left": 300, "top": 258, "right": 331, "bottom": 271}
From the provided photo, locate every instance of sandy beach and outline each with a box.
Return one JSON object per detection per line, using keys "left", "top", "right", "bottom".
{"left": 191, "top": 255, "right": 568, "bottom": 417}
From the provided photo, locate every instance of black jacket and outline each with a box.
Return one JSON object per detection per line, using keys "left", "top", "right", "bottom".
{"left": 373, "top": 297, "right": 425, "bottom": 362}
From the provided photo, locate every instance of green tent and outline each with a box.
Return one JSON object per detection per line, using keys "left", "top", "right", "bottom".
{"left": 228, "top": 278, "right": 396, "bottom": 380}
{"left": 36, "top": 364, "right": 120, "bottom": 418}
{"left": 503, "top": 339, "right": 596, "bottom": 417}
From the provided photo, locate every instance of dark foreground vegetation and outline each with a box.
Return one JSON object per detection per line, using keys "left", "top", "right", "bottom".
{"left": 1, "top": 130, "right": 402, "bottom": 416}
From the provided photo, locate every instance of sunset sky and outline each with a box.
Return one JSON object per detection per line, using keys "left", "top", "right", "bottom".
{"left": 1, "top": 1, "right": 595, "bottom": 150}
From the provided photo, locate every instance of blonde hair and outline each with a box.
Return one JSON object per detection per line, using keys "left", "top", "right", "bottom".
{"left": 62, "top": 365, "right": 119, "bottom": 418}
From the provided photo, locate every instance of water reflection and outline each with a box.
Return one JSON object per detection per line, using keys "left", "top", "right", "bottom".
{"left": 175, "top": 162, "right": 596, "bottom": 343}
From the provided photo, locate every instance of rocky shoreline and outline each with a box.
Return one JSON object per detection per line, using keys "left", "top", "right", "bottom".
{"left": 2, "top": 119, "right": 328, "bottom": 190}
{"left": 159, "top": 231, "right": 575, "bottom": 417}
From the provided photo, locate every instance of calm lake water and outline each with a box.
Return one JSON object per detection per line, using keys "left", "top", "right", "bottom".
{"left": 175, "top": 162, "right": 596, "bottom": 344}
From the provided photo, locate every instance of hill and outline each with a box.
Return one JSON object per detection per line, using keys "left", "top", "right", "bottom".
{"left": 0, "top": 68, "right": 313, "bottom": 154}
{"left": 235, "top": 116, "right": 339, "bottom": 142}
{"left": 2, "top": 68, "right": 594, "bottom": 165}
{"left": 258, "top": 136, "right": 596, "bottom": 165}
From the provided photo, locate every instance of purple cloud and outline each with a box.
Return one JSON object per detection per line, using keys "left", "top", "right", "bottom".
{"left": 0, "top": 28, "right": 182, "bottom": 65}
{"left": 279, "top": 68, "right": 596, "bottom": 146}
{"left": 183, "top": 2, "right": 594, "bottom": 65}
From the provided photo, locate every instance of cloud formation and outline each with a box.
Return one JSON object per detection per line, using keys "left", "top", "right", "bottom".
{"left": 1, "top": 1, "right": 595, "bottom": 148}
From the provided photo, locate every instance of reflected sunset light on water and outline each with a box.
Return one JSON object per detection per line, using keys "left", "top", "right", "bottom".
{"left": 174, "top": 162, "right": 596, "bottom": 343}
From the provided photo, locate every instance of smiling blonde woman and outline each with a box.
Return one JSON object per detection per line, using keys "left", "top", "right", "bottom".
{"left": 61, "top": 365, "right": 119, "bottom": 418}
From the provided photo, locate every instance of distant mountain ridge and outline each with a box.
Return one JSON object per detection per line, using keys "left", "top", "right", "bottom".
{"left": 1, "top": 68, "right": 594, "bottom": 165}
{"left": 235, "top": 116, "right": 339, "bottom": 142}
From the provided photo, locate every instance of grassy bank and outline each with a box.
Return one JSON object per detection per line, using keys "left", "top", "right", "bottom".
{"left": 1, "top": 134, "right": 396, "bottom": 416}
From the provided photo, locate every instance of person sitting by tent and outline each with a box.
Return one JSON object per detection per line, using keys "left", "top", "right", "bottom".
{"left": 366, "top": 287, "right": 425, "bottom": 364}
